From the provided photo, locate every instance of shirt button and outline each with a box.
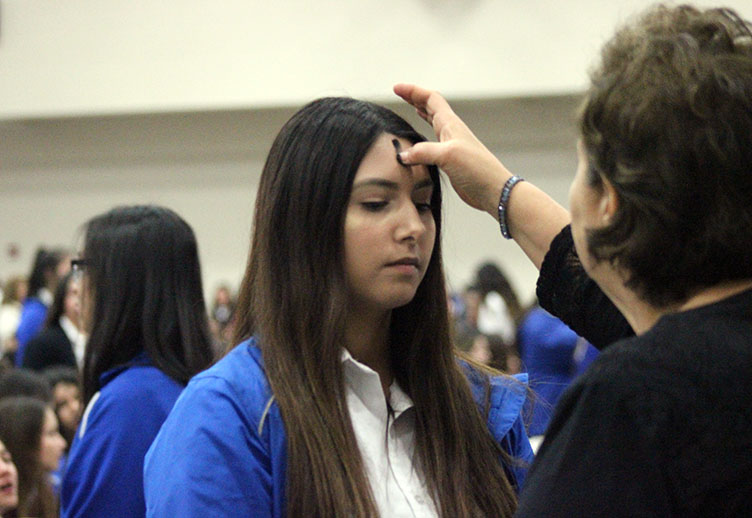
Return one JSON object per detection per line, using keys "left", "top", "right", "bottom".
{"left": 415, "top": 495, "right": 425, "bottom": 505}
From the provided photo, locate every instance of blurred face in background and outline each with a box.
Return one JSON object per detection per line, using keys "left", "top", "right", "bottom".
{"left": 63, "top": 277, "right": 82, "bottom": 325}
{"left": 55, "top": 254, "right": 72, "bottom": 281}
{"left": 53, "top": 382, "right": 82, "bottom": 440}
{"left": 44, "top": 254, "right": 72, "bottom": 293}
{"left": 215, "top": 287, "right": 231, "bottom": 306}
{"left": 16, "top": 280, "right": 28, "bottom": 302}
{"left": 75, "top": 258, "right": 94, "bottom": 334}
{"left": 39, "top": 407, "right": 66, "bottom": 473}
{"left": 0, "top": 439, "right": 18, "bottom": 514}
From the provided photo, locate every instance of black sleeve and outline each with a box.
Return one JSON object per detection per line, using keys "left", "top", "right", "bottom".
{"left": 21, "top": 334, "right": 49, "bottom": 370}
{"left": 22, "top": 327, "right": 76, "bottom": 371}
{"left": 515, "top": 374, "right": 672, "bottom": 518}
{"left": 536, "top": 225, "right": 633, "bottom": 350}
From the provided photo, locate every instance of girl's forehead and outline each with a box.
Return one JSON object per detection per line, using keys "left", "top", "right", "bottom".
{"left": 353, "top": 134, "right": 432, "bottom": 186}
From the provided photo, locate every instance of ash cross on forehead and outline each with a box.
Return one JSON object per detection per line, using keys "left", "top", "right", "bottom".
{"left": 392, "top": 138, "right": 408, "bottom": 168}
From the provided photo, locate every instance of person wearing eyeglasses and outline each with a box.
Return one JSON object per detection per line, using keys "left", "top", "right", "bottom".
{"left": 60, "top": 206, "right": 215, "bottom": 518}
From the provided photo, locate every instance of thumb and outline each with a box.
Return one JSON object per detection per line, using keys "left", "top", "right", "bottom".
{"left": 398, "top": 141, "right": 448, "bottom": 168}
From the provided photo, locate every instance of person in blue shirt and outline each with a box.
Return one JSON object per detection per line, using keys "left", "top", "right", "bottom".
{"left": 517, "top": 306, "right": 598, "bottom": 438}
{"left": 60, "top": 206, "right": 215, "bottom": 518}
{"left": 144, "top": 98, "right": 533, "bottom": 518}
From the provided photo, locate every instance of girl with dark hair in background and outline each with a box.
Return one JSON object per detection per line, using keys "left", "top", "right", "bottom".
{"left": 42, "top": 366, "right": 82, "bottom": 451}
{"left": 15, "top": 248, "right": 70, "bottom": 366}
{"left": 60, "top": 206, "right": 215, "bottom": 518}
{"left": 0, "top": 397, "right": 66, "bottom": 518}
{"left": 474, "top": 262, "right": 524, "bottom": 343}
{"left": 144, "top": 98, "right": 532, "bottom": 518}
{"left": 22, "top": 271, "right": 85, "bottom": 372}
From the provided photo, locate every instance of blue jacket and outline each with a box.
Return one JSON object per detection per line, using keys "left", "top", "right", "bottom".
{"left": 517, "top": 307, "right": 599, "bottom": 436}
{"left": 144, "top": 338, "right": 533, "bottom": 517}
{"left": 61, "top": 353, "right": 184, "bottom": 518}
{"left": 14, "top": 297, "right": 48, "bottom": 366}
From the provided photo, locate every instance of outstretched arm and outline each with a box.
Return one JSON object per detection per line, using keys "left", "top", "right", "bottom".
{"left": 393, "top": 83, "right": 570, "bottom": 270}
{"left": 394, "top": 84, "right": 635, "bottom": 348}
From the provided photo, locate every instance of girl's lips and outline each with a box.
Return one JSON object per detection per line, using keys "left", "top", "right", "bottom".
{"left": 387, "top": 263, "right": 419, "bottom": 275}
{"left": 387, "top": 257, "right": 420, "bottom": 267}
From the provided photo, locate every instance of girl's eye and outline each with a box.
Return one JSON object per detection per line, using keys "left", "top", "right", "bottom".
{"left": 415, "top": 202, "right": 432, "bottom": 213}
{"left": 362, "top": 201, "right": 388, "bottom": 212}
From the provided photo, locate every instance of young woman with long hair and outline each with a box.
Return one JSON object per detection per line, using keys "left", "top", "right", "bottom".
{"left": 0, "top": 438, "right": 19, "bottom": 518}
{"left": 22, "top": 270, "right": 84, "bottom": 371}
{"left": 60, "top": 205, "right": 215, "bottom": 518}
{"left": 15, "top": 248, "right": 70, "bottom": 366}
{"left": 144, "top": 97, "right": 532, "bottom": 517}
{"left": 0, "top": 396, "right": 66, "bottom": 518}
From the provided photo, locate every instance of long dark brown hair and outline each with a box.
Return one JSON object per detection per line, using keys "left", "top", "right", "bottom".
{"left": 80, "top": 206, "right": 214, "bottom": 404}
{"left": 0, "top": 397, "right": 57, "bottom": 518}
{"left": 234, "top": 97, "right": 518, "bottom": 517}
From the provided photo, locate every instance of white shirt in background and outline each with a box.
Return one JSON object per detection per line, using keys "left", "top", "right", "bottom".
{"left": 60, "top": 315, "right": 86, "bottom": 368}
{"left": 0, "top": 303, "right": 21, "bottom": 353}
{"left": 477, "top": 291, "right": 516, "bottom": 344}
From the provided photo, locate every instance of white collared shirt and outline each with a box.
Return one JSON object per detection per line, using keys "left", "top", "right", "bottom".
{"left": 341, "top": 349, "right": 438, "bottom": 518}
{"left": 59, "top": 316, "right": 86, "bottom": 368}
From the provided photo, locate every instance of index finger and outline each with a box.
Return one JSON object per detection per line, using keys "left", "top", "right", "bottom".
{"left": 393, "top": 83, "right": 458, "bottom": 139}
{"left": 393, "top": 83, "right": 453, "bottom": 117}
{"left": 393, "top": 83, "right": 431, "bottom": 109}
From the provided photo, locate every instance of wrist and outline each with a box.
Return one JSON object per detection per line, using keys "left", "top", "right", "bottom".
{"left": 497, "top": 176, "right": 525, "bottom": 239}
{"left": 484, "top": 174, "right": 513, "bottom": 220}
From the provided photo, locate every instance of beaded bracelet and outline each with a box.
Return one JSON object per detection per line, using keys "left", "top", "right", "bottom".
{"left": 498, "top": 175, "right": 525, "bottom": 239}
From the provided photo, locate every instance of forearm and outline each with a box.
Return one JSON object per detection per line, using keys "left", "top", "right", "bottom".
{"left": 478, "top": 171, "right": 570, "bottom": 270}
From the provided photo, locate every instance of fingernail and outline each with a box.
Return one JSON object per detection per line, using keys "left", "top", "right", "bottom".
{"left": 392, "top": 139, "right": 408, "bottom": 166}
{"left": 397, "top": 151, "right": 409, "bottom": 166}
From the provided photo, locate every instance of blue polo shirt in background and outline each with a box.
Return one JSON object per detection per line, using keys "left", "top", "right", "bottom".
{"left": 61, "top": 352, "right": 183, "bottom": 518}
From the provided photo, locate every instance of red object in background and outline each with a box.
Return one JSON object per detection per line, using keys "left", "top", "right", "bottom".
{"left": 6, "top": 243, "right": 20, "bottom": 260}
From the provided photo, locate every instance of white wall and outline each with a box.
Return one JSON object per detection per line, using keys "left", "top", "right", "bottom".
{"left": 2, "top": 0, "right": 750, "bottom": 302}
{"left": 0, "top": 96, "right": 578, "bottom": 304}
{"left": 2, "top": 0, "right": 749, "bottom": 118}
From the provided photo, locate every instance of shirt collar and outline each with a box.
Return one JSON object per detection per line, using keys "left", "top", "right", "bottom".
{"left": 59, "top": 316, "right": 87, "bottom": 367}
{"left": 340, "top": 348, "right": 414, "bottom": 417}
{"left": 99, "top": 350, "right": 152, "bottom": 386}
{"left": 38, "top": 288, "right": 53, "bottom": 306}
{"left": 59, "top": 315, "right": 81, "bottom": 343}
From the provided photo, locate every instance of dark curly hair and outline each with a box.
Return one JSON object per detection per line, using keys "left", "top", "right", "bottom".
{"left": 579, "top": 4, "right": 752, "bottom": 307}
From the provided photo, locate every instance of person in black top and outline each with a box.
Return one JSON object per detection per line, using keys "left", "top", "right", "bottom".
{"left": 22, "top": 271, "right": 83, "bottom": 372}
{"left": 393, "top": 3, "right": 752, "bottom": 516}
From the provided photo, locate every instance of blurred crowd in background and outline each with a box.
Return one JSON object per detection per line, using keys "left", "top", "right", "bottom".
{"left": 0, "top": 245, "right": 239, "bottom": 517}
{"left": 0, "top": 244, "right": 596, "bottom": 516}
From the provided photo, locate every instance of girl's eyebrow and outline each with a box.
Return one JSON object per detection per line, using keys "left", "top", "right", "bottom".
{"left": 352, "top": 179, "right": 399, "bottom": 191}
{"left": 351, "top": 177, "right": 434, "bottom": 192}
